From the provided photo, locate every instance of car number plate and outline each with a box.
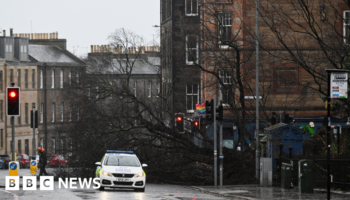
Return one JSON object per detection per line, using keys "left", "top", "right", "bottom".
{"left": 116, "top": 178, "right": 130, "bottom": 182}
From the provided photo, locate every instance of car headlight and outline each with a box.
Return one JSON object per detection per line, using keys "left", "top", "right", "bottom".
{"left": 102, "top": 170, "right": 112, "bottom": 176}
{"left": 134, "top": 172, "right": 144, "bottom": 178}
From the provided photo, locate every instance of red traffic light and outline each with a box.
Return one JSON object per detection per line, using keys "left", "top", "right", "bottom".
{"left": 194, "top": 121, "right": 199, "bottom": 126}
{"left": 176, "top": 116, "right": 183, "bottom": 122}
{"left": 10, "top": 91, "right": 17, "bottom": 98}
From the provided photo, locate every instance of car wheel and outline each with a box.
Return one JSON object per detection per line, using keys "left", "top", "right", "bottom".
{"left": 99, "top": 186, "right": 104, "bottom": 191}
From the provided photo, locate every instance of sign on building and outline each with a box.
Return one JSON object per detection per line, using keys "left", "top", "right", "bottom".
{"left": 330, "top": 72, "right": 348, "bottom": 98}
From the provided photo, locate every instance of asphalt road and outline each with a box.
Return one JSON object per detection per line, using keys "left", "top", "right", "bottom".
{"left": 0, "top": 183, "right": 228, "bottom": 200}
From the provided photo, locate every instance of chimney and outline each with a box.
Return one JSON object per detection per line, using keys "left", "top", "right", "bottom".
{"left": 3, "top": 30, "right": 5, "bottom": 36}
{"left": 56, "top": 32, "right": 58, "bottom": 39}
{"left": 91, "top": 45, "right": 93, "bottom": 53}
{"left": 10, "top": 28, "right": 13, "bottom": 37}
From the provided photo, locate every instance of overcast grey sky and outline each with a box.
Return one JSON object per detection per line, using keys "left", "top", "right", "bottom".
{"left": 1, "top": 0, "right": 160, "bottom": 57}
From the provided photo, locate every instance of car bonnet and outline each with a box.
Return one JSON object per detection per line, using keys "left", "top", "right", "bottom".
{"left": 103, "top": 166, "right": 142, "bottom": 174}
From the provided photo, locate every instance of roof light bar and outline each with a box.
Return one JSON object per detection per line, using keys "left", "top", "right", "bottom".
{"left": 107, "top": 150, "right": 134, "bottom": 154}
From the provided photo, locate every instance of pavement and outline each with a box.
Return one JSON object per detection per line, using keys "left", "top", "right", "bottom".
{"left": 190, "top": 185, "right": 350, "bottom": 200}
{"left": 0, "top": 167, "right": 57, "bottom": 187}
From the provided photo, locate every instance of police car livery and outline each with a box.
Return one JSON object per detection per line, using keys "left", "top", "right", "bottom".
{"left": 95, "top": 150, "right": 147, "bottom": 192}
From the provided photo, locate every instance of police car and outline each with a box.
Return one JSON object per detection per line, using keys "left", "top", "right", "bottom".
{"left": 95, "top": 150, "right": 147, "bottom": 192}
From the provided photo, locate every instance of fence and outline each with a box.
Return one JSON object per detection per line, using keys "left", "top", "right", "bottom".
{"left": 276, "top": 157, "right": 350, "bottom": 190}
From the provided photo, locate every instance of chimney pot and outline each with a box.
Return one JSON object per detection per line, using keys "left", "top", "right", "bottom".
{"left": 10, "top": 28, "right": 13, "bottom": 37}
{"left": 91, "top": 45, "right": 93, "bottom": 53}
{"left": 3, "top": 30, "right": 5, "bottom": 36}
{"left": 56, "top": 32, "right": 58, "bottom": 39}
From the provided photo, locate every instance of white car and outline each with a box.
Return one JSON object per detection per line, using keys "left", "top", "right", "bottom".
{"left": 95, "top": 150, "right": 147, "bottom": 192}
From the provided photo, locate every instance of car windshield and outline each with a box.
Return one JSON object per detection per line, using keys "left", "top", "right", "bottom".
{"left": 17, "top": 155, "right": 23, "bottom": 159}
{"left": 47, "top": 156, "right": 56, "bottom": 159}
{"left": 104, "top": 156, "right": 140, "bottom": 167}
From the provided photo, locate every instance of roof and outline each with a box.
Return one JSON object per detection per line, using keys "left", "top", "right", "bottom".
{"left": 264, "top": 122, "right": 305, "bottom": 134}
{"left": 28, "top": 45, "right": 78, "bottom": 63}
{"left": 148, "top": 57, "right": 160, "bottom": 66}
{"left": 88, "top": 58, "right": 159, "bottom": 75}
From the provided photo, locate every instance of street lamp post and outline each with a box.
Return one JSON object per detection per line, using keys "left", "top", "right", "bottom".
{"left": 325, "top": 69, "right": 349, "bottom": 200}
{"left": 255, "top": 0, "right": 260, "bottom": 185}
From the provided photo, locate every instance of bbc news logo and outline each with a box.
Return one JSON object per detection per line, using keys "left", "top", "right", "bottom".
{"left": 6, "top": 176, "right": 101, "bottom": 190}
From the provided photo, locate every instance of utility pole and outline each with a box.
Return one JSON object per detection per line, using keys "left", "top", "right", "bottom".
{"left": 32, "top": 107, "right": 36, "bottom": 156}
{"left": 325, "top": 69, "right": 349, "bottom": 200}
{"left": 213, "top": 95, "right": 217, "bottom": 189}
{"left": 326, "top": 70, "right": 331, "bottom": 200}
{"left": 219, "top": 100, "right": 223, "bottom": 189}
{"left": 11, "top": 116, "right": 14, "bottom": 161}
{"left": 255, "top": 0, "right": 260, "bottom": 184}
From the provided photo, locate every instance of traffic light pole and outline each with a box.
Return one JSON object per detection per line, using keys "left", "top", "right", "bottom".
{"left": 219, "top": 104, "right": 223, "bottom": 189}
{"left": 213, "top": 96, "right": 217, "bottom": 189}
{"left": 11, "top": 116, "right": 15, "bottom": 161}
{"left": 32, "top": 107, "right": 36, "bottom": 156}
{"left": 326, "top": 71, "right": 331, "bottom": 200}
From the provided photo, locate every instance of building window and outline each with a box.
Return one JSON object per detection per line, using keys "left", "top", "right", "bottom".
{"left": 51, "top": 138, "right": 55, "bottom": 154}
{"left": 186, "top": 35, "right": 198, "bottom": 65}
{"left": 39, "top": 138, "right": 44, "bottom": 148}
{"left": 52, "top": 102, "right": 55, "bottom": 122}
{"left": 148, "top": 81, "right": 152, "bottom": 97}
{"left": 25, "top": 139, "right": 29, "bottom": 155}
{"left": 39, "top": 70, "right": 43, "bottom": 89}
{"left": 186, "top": 83, "right": 199, "bottom": 113}
{"left": 76, "top": 72, "right": 79, "bottom": 84}
{"left": 18, "top": 140, "right": 21, "bottom": 154}
{"left": 24, "top": 69, "right": 28, "bottom": 89}
{"left": 0, "top": 71, "right": 3, "bottom": 91}
{"left": 157, "top": 81, "right": 160, "bottom": 97}
{"left": 60, "top": 102, "right": 64, "bottom": 122}
{"left": 0, "top": 100, "right": 2, "bottom": 121}
{"left": 96, "top": 86, "right": 99, "bottom": 99}
{"left": 60, "top": 138, "right": 64, "bottom": 154}
{"left": 77, "top": 106, "right": 80, "bottom": 120}
{"left": 60, "top": 70, "right": 63, "bottom": 88}
{"left": 51, "top": 70, "right": 55, "bottom": 88}
{"left": 218, "top": 12, "right": 232, "bottom": 45}
{"left": 68, "top": 70, "right": 71, "bottom": 85}
{"left": 274, "top": 65, "right": 299, "bottom": 93}
{"left": 344, "top": 10, "right": 350, "bottom": 44}
{"left": 40, "top": 103, "right": 44, "bottom": 123}
{"left": 219, "top": 70, "right": 232, "bottom": 85}
{"left": 0, "top": 129, "right": 3, "bottom": 148}
{"left": 185, "top": 0, "right": 198, "bottom": 16}
{"left": 32, "top": 69, "right": 35, "bottom": 88}
{"left": 10, "top": 69, "right": 13, "bottom": 84}
{"left": 17, "top": 69, "right": 21, "bottom": 88}
{"left": 133, "top": 81, "right": 137, "bottom": 97}
{"left": 69, "top": 103, "right": 72, "bottom": 122}
{"left": 25, "top": 103, "right": 28, "bottom": 124}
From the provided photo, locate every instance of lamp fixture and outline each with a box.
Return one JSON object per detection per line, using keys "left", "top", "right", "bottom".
{"left": 309, "top": 122, "right": 315, "bottom": 128}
